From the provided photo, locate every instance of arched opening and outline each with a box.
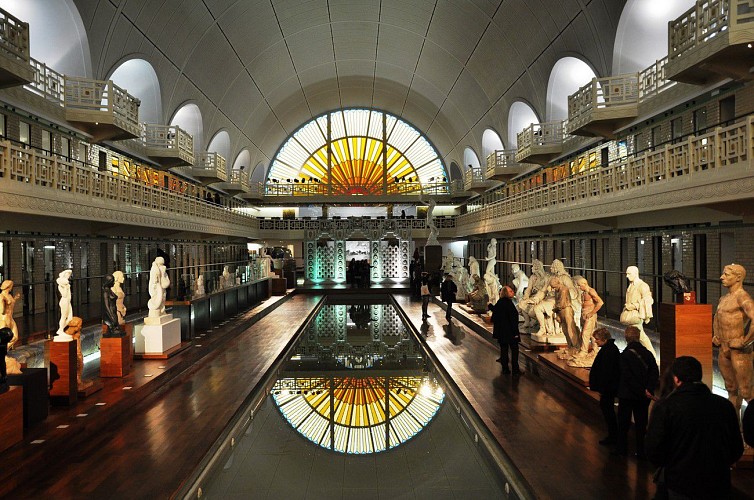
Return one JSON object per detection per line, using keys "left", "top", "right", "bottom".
{"left": 207, "top": 131, "right": 231, "bottom": 167}
{"left": 250, "top": 162, "right": 266, "bottom": 183}
{"left": 507, "top": 102, "right": 540, "bottom": 149}
{"left": 232, "top": 149, "right": 251, "bottom": 178}
{"left": 108, "top": 58, "right": 162, "bottom": 124}
{"left": 613, "top": 0, "right": 695, "bottom": 74}
{"left": 1, "top": 0, "right": 91, "bottom": 77}
{"left": 482, "top": 129, "right": 505, "bottom": 160}
{"left": 449, "top": 162, "right": 463, "bottom": 181}
{"left": 463, "top": 147, "right": 481, "bottom": 171}
{"left": 546, "top": 57, "right": 597, "bottom": 121}
{"left": 170, "top": 104, "right": 203, "bottom": 154}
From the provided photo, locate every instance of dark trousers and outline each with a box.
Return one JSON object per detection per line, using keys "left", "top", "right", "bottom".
{"left": 599, "top": 393, "right": 618, "bottom": 440}
{"left": 445, "top": 300, "right": 453, "bottom": 319}
{"left": 500, "top": 342, "right": 520, "bottom": 372}
{"left": 421, "top": 296, "right": 430, "bottom": 317}
{"left": 617, "top": 397, "right": 650, "bottom": 455}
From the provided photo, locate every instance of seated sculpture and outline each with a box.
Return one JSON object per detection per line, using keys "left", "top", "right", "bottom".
{"left": 465, "top": 275, "right": 489, "bottom": 313}
{"left": 511, "top": 264, "right": 529, "bottom": 305}
{"left": 518, "top": 259, "right": 547, "bottom": 328}
{"left": 531, "top": 260, "right": 581, "bottom": 338}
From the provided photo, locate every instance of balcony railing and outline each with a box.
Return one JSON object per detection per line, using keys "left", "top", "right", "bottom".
{"left": 669, "top": 0, "right": 732, "bottom": 63}
{"left": 193, "top": 152, "right": 228, "bottom": 183}
{"left": 566, "top": 75, "right": 639, "bottom": 135}
{"left": 0, "top": 8, "right": 29, "bottom": 62}
{"left": 485, "top": 149, "right": 530, "bottom": 181}
{"left": 24, "top": 57, "right": 65, "bottom": 105}
{"left": 0, "top": 139, "right": 257, "bottom": 229}
{"left": 458, "top": 116, "right": 754, "bottom": 230}
{"left": 463, "top": 166, "right": 493, "bottom": 192}
{"left": 638, "top": 57, "right": 677, "bottom": 100}
{"left": 64, "top": 76, "right": 141, "bottom": 139}
{"left": 228, "top": 169, "right": 251, "bottom": 192}
{"left": 142, "top": 123, "right": 194, "bottom": 166}
{"left": 515, "top": 121, "right": 565, "bottom": 163}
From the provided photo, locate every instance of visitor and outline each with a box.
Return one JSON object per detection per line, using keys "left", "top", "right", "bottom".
{"left": 588, "top": 327, "right": 620, "bottom": 447}
{"left": 440, "top": 273, "right": 457, "bottom": 321}
{"left": 420, "top": 274, "right": 431, "bottom": 320}
{"left": 489, "top": 286, "right": 521, "bottom": 375}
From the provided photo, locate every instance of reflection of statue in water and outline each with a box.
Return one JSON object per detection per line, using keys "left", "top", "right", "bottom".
{"left": 0, "top": 280, "right": 21, "bottom": 350}
{"left": 466, "top": 275, "right": 489, "bottom": 313}
{"left": 519, "top": 260, "right": 547, "bottom": 328}
{"left": 511, "top": 264, "right": 529, "bottom": 304}
{"left": 55, "top": 269, "right": 73, "bottom": 339}
{"left": 620, "top": 266, "right": 657, "bottom": 361}
{"left": 663, "top": 269, "right": 692, "bottom": 295}
{"left": 349, "top": 304, "right": 373, "bottom": 329}
{"left": 713, "top": 264, "right": 754, "bottom": 414}
{"left": 112, "top": 271, "right": 127, "bottom": 326}
{"left": 568, "top": 276, "right": 603, "bottom": 368}
{"left": 147, "top": 257, "right": 170, "bottom": 318}
{"left": 102, "top": 274, "right": 124, "bottom": 337}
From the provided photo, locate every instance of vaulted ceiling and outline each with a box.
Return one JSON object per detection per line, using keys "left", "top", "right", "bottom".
{"left": 72, "top": 0, "right": 625, "bottom": 174}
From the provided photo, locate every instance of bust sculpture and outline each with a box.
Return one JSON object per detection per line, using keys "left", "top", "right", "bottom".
{"left": 112, "top": 271, "right": 127, "bottom": 326}
{"left": 663, "top": 269, "right": 692, "bottom": 295}
{"left": 713, "top": 264, "right": 754, "bottom": 413}
{"left": 0, "top": 279, "right": 21, "bottom": 350}
{"left": 620, "top": 266, "right": 657, "bottom": 360}
{"left": 55, "top": 269, "right": 74, "bottom": 340}
{"left": 147, "top": 256, "right": 170, "bottom": 318}
{"left": 102, "top": 274, "right": 124, "bottom": 337}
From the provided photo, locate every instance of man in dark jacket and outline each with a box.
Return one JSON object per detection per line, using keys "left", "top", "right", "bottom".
{"left": 489, "top": 286, "right": 521, "bottom": 375}
{"left": 440, "top": 273, "right": 457, "bottom": 321}
{"left": 645, "top": 356, "right": 743, "bottom": 499}
{"left": 615, "top": 325, "right": 659, "bottom": 458}
{"left": 588, "top": 327, "right": 620, "bottom": 446}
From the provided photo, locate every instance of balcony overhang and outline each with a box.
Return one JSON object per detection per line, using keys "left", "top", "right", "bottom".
{"left": 212, "top": 181, "right": 248, "bottom": 196}
{"left": 64, "top": 77, "right": 141, "bottom": 143}
{"left": 667, "top": 36, "right": 754, "bottom": 85}
{"left": 143, "top": 125, "right": 194, "bottom": 169}
{"left": 0, "top": 52, "right": 33, "bottom": 89}
{"left": 566, "top": 103, "right": 639, "bottom": 139}
{"left": 514, "top": 144, "right": 563, "bottom": 165}
{"left": 486, "top": 164, "right": 528, "bottom": 182}
{"left": 464, "top": 178, "right": 497, "bottom": 193}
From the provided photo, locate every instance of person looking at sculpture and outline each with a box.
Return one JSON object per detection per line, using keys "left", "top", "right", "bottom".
{"left": 621, "top": 266, "right": 657, "bottom": 361}
{"left": 588, "top": 327, "right": 620, "bottom": 447}
{"left": 614, "top": 325, "right": 659, "bottom": 458}
{"left": 489, "top": 286, "right": 521, "bottom": 375}
{"left": 645, "top": 356, "right": 743, "bottom": 500}
{"left": 0, "top": 280, "right": 21, "bottom": 350}
{"left": 713, "top": 263, "right": 754, "bottom": 414}
{"left": 440, "top": 273, "right": 457, "bottom": 322}
{"left": 420, "top": 273, "right": 431, "bottom": 320}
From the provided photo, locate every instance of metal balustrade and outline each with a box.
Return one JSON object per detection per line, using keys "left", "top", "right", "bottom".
{"left": 0, "top": 139, "right": 257, "bottom": 228}
{"left": 0, "top": 8, "right": 29, "bottom": 62}
{"left": 457, "top": 117, "right": 754, "bottom": 229}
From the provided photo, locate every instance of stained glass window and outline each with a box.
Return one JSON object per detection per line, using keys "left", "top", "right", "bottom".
{"left": 267, "top": 109, "right": 447, "bottom": 195}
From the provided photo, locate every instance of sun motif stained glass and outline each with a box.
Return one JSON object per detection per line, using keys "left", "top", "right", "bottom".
{"left": 267, "top": 109, "right": 447, "bottom": 195}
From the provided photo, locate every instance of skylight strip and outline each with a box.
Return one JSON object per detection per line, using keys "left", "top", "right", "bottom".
{"left": 331, "top": 111, "right": 346, "bottom": 140}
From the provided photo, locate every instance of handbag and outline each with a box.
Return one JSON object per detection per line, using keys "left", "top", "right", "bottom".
{"left": 620, "top": 309, "right": 641, "bottom": 325}
{"left": 420, "top": 284, "right": 430, "bottom": 296}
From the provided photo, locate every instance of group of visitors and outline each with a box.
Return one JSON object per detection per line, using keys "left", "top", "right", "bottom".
{"left": 347, "top": 259, "right": 372, "bottom": 288}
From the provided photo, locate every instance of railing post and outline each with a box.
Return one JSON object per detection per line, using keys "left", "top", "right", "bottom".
{"left": 714, "top": 126, "right": 722, "bottom": 170}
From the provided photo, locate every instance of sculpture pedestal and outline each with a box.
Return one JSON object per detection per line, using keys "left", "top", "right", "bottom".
{"left": 424, "top": 245, "right": 442, "bottom": 274}
{"left": 100, "top": 332, "right": 133, "bottom": 378}
{"left": 0, "top": 386, "right": 23, "bottom": 452}
{"left": 134, "top": 314, "right": 181, "bottom": 357}
{"left": 270, "top": 278, "right": 287, "bottom": 295}
{"left": 7, "top": 368, "right": 48, "bottom": 427}
{"left": 659, "top": 303, "right": 713, "bottom": 388}
{"left": 530, "top": 331, "right": 567, "bottom": 346}
{"left": 49, "top": 339, "right": 78, "bottom": 406}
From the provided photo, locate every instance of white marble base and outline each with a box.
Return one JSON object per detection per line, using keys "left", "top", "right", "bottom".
{"left": 134, "top": 317, "right": 181, "bottom": 354}
{"left": 144, "top": 313, "right": 174, "bottom": 326}
{"left": 53, "top": 333, "right": 74, "bottom": 342}
{"left": 530, "top": 331, "right": 567, "bottom": 345}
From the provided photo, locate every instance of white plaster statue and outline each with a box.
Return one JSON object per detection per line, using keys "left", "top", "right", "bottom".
{"left": 0, "top": 279, "right": 21, "bottom": 350}
{"left": 468, "top": 256, "right": 480, "bottom": 279}
{"left": 511, "top": 264, "right": 529, "bottom": 304}
{"left": 195, "top": 275, "right": 205, "bottom": 297}
{"left": 485, "top": 238, "right": 497, "bottom": 276}
{"left": 442, "top": 249, "right": 456, "bottom": 274}
{"left": 568, "top": 276, "right": 604, "bottom": 368}
{"left": 454, "top": 265, "right": 470, "bottom": 302}
{"left": 483, "top": 238, "right": 501, "bottom": 306}
{"left": 262, "top": 254, "right": 274, "bottom": 278}
{"left": 713, "top": 263, "right": 754, "bottom": 413}
{"left": 54, "top": 269, "right": 74, "bottom": 341}
{"left": 550, "top": 276, "right": 580, "bottom": 353}
{"left": 620, "top": 266, "right": 657, "bottom": 361}
{"left": 221, "top": 266, "right": 232, "bottom": 289}
{"left": 112, "top": 270, "right": 127, "bottom": 326}
{"left": 147, "top": 257, "right": 170, "bottom": 318}
{"left": 530, "top": 260, "right": 580, "bottom": 342}
{"left": 424, "top": 197, "right": 439, "bottom": 246}
{"left": 519, "top": 259, "right": 547, "bottom": 328}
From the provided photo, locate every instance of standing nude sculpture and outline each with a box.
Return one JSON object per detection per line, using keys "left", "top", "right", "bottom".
{"left": 112, "top": 271, "right": 127, "bottom": 325}
{"left": 568, "top": 276, "right": 604, "bottom": 368}
{"left": 713, "top": 264, "right": 754, "bottom": 414}
{"left": 102, "top": 274, "right": 123, "bottom": 337}
{"left": 484, "top": 238, "right": 501, "bottom": 307}
{"left": 147, "top": 257, "right": 170, "bottom": 318}
{"left": 55, "top": 269, "right": 73, "bottom": 339}
{"left": 0, "top": 280, "right": 21, "bottom": 350}
{"left": 551, "top": 276, "right": 580, "bottom": 351}
{"left": 620, "top": 266, "right": 657, "bottom": 361}
{"left": 421, "top": 196, "right": 439, "bottom": 246}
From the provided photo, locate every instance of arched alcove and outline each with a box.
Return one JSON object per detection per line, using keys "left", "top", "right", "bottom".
{"left": 207, "top": 131, "right": 231, "bottom": 165}
{"left": 170, "top": 103, "right": 203, "bottom": 154}
{"left": 250, "top": 162, "right": 266, "bottom": 183}
{"left": 463, "top": 147, "right": 481, "bottom": 170}
{"left": 507, "top": 102, "right": 540, "bottom": 149}
{"left": 232, "top": 149, "right": 251, "bottom": 177}
{"left": 1, "top": 0, "right": 91, "bottom": 77}
{"left": 482, "top": 129, "right": 505, "bottom": 160}
{"left": 613, "top": 0, "right": 695, "bottom": 74}
{"left": 449, "top": 162, "right": 463, "bottom": 180}
{"left": 546, "top": 57, "right": 597, "bottom": 121}
{"left": 108, "top": 58, "right": 162, "bottom": 124}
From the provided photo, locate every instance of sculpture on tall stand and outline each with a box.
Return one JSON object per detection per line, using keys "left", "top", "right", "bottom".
{"left": 64, "top": 316, "right": 93, "bottom": 391}
{"left": 713, "top": 264, "right": 754, "bottom": 415}
{"left": 147, "top": 257, "right": 170, "bottom": 319}
{"left": 102, "top": 274, "right": 123, "bottom": 338}
{"left": 519, "top": 259, "right": 547, "bottom": 328}
{"left": 0, "top": 280, "right": 21, "bottom": 350}
{"left": 568, "top": 276, "right": 603, "bottom": 368}
{"left": 55, "top": 269, "right": 73, "bottom": 340}
{"left": 423, "top": 197, "right": 439, "bottom": 246}
{"left": 620, "top": 266, "right": 657, "bottom": 361}
{"left": 112, "top": 271, "right": 127, "bottom": 326}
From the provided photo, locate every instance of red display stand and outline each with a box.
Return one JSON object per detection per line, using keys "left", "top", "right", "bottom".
{"left": 100, "top": 328, "right": 133, "bottom": 378}
{"left": 49, "top": 339, "right": 78, "bottom": 405}
{"left": 0, "top": 386, "right": 23, "bottom": 452}
{"left": 658, "top": 303, "right": 713, "bottom": 388}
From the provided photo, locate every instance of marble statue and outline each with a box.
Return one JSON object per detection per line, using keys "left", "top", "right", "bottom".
{"left": 484, "top": 238, "right": 501, "bottom": 307}
{"left": 112, "top": 271, "right": 126, "bottom": 326}
{"left": 531, "top": 260, "right": 580, "bottom": 341}
{"left": 424, "top": 197, "right": 439, "bottom": 246}
{"left": 620, "top": 266, "right": 657, "bottom": 360}
{"left": 519, "top": 259, "right": 547, "bottom": 328}
{"left": 55, "top": 269, "right": 74, "bottom": 340}
{"left": 64, "top": 317, "right": 91, "bottom": 391}
{"left": 466, "top": 275, "right": 490, "bottom": 313}
{"left": 511, "top": 264, "right": 529, "bottom": 304}
{"left": 221, "top": 266, "right": 232, "bottom": 289}
{"left": 454, "top": 266, "right": 470, "bottom": 302}
{"left": 442, "top": 249, "right": 456, "bottom": 274}
{"left": 195, "top": 275, "right": 205, "bottom": 297}
{"left": 262, "top": 254, "right": 274, "bottom": 278}
{"left": 468, "top": 256, "right": 480, "bottom": 279}
{"left": 567, "top": 276, "right": 604, "bottom": 368}
{"left": 713, "top": 264, "right": 754, "bottom": 413}
{"left": 550, "top": 276, "right": 580, "bottom": 350}
{"left": 147, "top": 256, "right": 170, "bottom": 318}
{"left": 485, "top": 238, "right": 497, "bottom": 276}
{"left": 102, "top": 274, "right": 123, "bottom": 337}
{"left": 0, "top": 279, "right": 21, "bottom": 350}
{"left": 0, "top": 326, "right": 12, "bottom": 394}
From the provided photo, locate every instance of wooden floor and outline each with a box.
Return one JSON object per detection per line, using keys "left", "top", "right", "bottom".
{"left": 3, "top": 292, "right": 753, "bottom": 499}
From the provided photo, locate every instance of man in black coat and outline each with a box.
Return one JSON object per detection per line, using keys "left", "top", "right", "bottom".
{"left": 489, "top": 286, "right": 521, "bottom": 375}
{"left": 645, "top": 356, "right": 743, "bottom": 499}
{"left": 615, "top": 325, "right": 659, "bottom": 458}
{"left": 588, "top": 327, "right": 620, "bottom": 446}
{"left": 440, "top": 273, "right": 457, "bottom": 321}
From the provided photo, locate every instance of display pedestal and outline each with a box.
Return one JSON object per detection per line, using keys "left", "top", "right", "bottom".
{"left": 530, "top": 331, "right": 568, "bottom": 346}
{"left": 49, "top": 339, "right": 77, "bottom": 405}
{"left": 424, "top": 245, "right": 442, "bottom": 275}
{"left": 100, "top": 332, "right": 133, "bottom": 378}
{"left": 0, "top": 387, "right": 23, "bottom": 452}
{"left": 659, "top": 303, "right": 713, "bottom": 388}
{"left": 7, "top": 368, "right": 48, "bottom": 427}
{"left": 270, "top": 277, "right": 287, "bottom": 295}
{"left": 134, "top": 314, "right": 182, "bottom": 358}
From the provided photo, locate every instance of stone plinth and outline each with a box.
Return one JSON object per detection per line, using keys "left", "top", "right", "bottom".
{"left": 100, "top": 331, "right": 133, "bottom": 378}
{"left": 530, "top": 331, "right": 568, "bottom": 346}
{"left": 7, "top": 368, "right": 48, "bottom": 428}
{"left": 134, "top": 314, "right": 181, "bottom": 355}
{"left": 424, "top": 245, "right": 442, "bottom": 274}
{"left": 659, "top": 303, "right": 713, "bottom": 388}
